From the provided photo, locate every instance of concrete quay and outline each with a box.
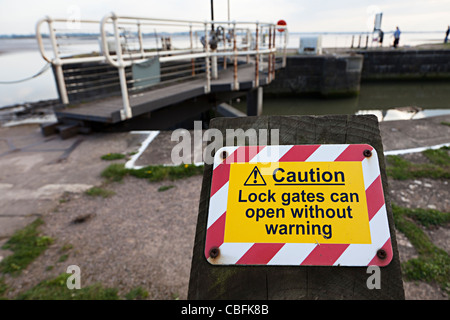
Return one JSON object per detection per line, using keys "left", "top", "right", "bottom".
{"left": 265, "top": 47, "right": 450, "bottom": 97}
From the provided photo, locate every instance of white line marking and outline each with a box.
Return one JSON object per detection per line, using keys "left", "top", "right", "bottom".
{"left": 125, "top": 131, "right": 160, "bottom": 169}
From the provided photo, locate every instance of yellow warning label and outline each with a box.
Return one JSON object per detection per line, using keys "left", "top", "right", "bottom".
{"left": 224, "top": 162, "right": 371, "bottom": 244}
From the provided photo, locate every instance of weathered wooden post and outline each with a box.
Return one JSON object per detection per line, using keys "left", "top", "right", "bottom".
{"left": 246, "top": 87, "right": 263, "bottom": 116}
{"left": 188, "top": 115, "right": 404, "bottom": 300}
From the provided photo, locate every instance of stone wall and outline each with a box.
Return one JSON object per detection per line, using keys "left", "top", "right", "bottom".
{"left": 265, "top": 54, "right": 363, "bottom": 97}
{"left": 358, "top": 49, "right": 450, "bottom": 80}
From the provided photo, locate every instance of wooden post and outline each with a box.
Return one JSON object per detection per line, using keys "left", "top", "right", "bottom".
{"left": 246, "top": 87, "right": 263, "bottom": 116}
{"left": 188, "top": 115, "right": 405, "bottom": 300}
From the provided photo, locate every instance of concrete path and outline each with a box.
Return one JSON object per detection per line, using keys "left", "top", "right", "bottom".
{"left": 380, "top": 114, "right": 450, "bottom": 153}
{"left": 0, "top": 124, "right": 144, "bottom": 247}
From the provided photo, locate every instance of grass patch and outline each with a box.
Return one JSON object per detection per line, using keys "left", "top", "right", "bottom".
{"left": 0, "top": 218, "right": 53, "bottom": 275}
{"left": 3, "top": 273, "right": 147, "bottom": 300}
{"left": 58, "top": 254, "right": 69, "bottom": 263}
{"left": 101, "top": 153, "right": 126, "bottom": 161}
{"left": 85, "top": 186, "right": 115, "bottom": 198}
{"left": 422, "top": 146, "right": 450, "bottom": 166}
{"left": 392, "top": 204, "right": 450, "bottom": 293}
{"left": 0, "top": 277, "right": 8, "bottom": 299}
{"left": 101, "top": 163, "right": 129, "bottom": 182}
{"left": 441, "top": 121, "right": 450, "bottom": 127}
{"left": 125, "top": 286, "right": 149, "bottom": 300}
{"left": 386, "top": 146, "right": 450, "bottom": 180}
{"left": 60, "top": 243, "right": 73, "bottom": 252}
{"left": 16, "top": 273, "right": 119, "bottom": 300}
{"left": 130, "top": 164, "right": 204, "bottom": 181}
{"left": 101, "top": 163, "right": 204, "bottom": 183}
{"left": 398, "top": 207, "right": 450, "bottom": 228}
{"left": 158, "top": 185, "right": 175, "bottom": 192}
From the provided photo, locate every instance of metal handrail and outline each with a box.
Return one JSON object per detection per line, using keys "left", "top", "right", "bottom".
{"left": 99, "top": 15, "right": 277, "bottom": 66}
{"left": 36, "top": 13, "right": 288, "bottom": 120}
{"left": 36, "top": 17, "right": 103, "bottom": 64}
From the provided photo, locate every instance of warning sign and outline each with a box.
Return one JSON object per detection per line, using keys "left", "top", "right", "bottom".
{"left": 205, "top": 144, "right": 393, "bottom": 267}
{"left": 244, "top": 166, "right": 266, "bottom": 186}
{"left": 226, "top": 161, "right": 370, "bottom": 244}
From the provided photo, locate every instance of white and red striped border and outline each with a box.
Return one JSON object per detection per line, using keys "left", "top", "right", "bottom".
{"left": 205, "top": 144, "right": 393, "bottom": 266}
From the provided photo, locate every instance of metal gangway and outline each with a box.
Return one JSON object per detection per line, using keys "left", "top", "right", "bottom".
{"left": 36, "top": 13, "right": 288, "bottom": 127}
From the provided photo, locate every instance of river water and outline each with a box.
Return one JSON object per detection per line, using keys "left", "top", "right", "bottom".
{"left": 1, "top": 34, "right": 449, "bottom": 121}
{"left": 250, "top": 81, "right": 450, "bottom": 122}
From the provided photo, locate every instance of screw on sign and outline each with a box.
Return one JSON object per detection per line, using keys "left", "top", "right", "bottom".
{"left": 277, "top": 20, "right": 287, "bottom": 32}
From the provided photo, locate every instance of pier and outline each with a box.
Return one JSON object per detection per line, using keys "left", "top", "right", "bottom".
{"left": 36, "top": 14, "right": 288, "bottom": 135}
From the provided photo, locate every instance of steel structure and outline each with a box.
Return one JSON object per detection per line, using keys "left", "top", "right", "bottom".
{"left": 36, "top": 13, "right": 288, "bottom": 121}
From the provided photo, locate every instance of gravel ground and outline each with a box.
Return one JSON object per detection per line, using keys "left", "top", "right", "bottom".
{"left": 389, "top": 176, "right": 449, "bottom": 300}
{"left": 1, "top": 174, "right": 203, "bottom": 299}
{"left": 4, "top": 169, "right": 448, "bottom": 300}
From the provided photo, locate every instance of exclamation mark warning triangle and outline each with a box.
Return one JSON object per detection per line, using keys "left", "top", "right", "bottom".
{"left": 244, "top": 166, "right": 267, "bottom": 186}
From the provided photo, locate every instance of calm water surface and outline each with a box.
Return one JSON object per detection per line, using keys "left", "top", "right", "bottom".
{"left": 233, "top": 81, "right": 450, "bottom": 121}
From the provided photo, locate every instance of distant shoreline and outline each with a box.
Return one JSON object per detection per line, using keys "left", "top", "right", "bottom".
{"left": 0, "top": 30, "right": 447, "bottom": 38}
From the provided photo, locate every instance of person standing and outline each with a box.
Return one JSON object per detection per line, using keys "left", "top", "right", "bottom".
{"left": 445, "top": 26, "right": 450, "bottom": 44}
{"left": 378, "top": 29, "right": 384, "bottom": 47}
{"left": 393, "top": 26, "right": 401, "bottom": 48}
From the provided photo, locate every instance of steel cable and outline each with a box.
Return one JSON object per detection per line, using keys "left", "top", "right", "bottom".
{"left": 0, "top": 62, "right": 51, "bottom": 84}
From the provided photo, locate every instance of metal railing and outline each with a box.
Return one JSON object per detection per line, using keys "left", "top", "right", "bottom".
{"left": 36, "top": 13, "right": 288, "bottom": 120}
{"left": 350, "top": 32, "right": 372, "bottom": 49}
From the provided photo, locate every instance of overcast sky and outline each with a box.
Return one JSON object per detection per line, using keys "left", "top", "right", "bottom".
{"left": 1, "top": 0, "right": 449, "bottom": 34}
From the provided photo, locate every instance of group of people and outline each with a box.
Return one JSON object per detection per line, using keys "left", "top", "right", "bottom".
{"left": 375, "top": 26, "right": 401, "bottom": 48}
{"left": 376, "top": 25, "right": 450, "bottom": 48}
